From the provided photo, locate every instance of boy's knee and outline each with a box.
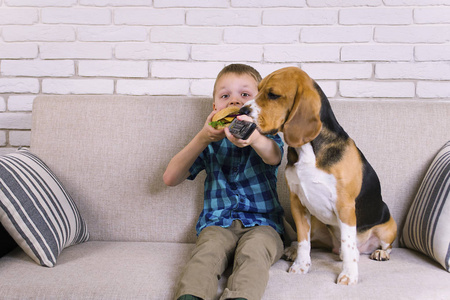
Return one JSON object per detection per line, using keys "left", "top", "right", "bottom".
{"left": 237, "top": 226, "right": 283, "bottom": 263}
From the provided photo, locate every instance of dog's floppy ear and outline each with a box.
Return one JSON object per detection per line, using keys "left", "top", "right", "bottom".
{"left": 282, "top": 79, "right": 322, "bottom": 147}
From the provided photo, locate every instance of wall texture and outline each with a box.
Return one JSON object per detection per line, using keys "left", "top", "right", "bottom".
{"left": 0, "top": 0, "right": 449, "bottom": 154}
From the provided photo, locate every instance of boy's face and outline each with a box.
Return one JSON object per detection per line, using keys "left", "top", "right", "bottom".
{"left": 213, "top": 73, "right": 258, "bottom": 111}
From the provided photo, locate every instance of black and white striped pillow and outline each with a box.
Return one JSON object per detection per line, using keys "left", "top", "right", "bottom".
{"left": 401, "top": 141, "right": 450, "bottom": 272}
{"left": 0, "top": 149, "right": 89, "bottom": 267}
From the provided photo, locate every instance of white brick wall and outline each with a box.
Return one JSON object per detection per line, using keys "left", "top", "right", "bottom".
{"left": 0, "top": 1, "right": 449, "bottom": 152}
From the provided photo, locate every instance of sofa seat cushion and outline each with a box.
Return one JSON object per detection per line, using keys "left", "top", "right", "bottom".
{"left": 0, "top": 242, "right": 449, "bottom": 299}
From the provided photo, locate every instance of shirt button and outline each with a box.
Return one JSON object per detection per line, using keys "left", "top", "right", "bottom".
{"left": 232, "top": 167, "right": 238, "bottom": 172}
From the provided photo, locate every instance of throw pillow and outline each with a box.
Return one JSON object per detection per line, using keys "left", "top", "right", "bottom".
{"left": 401, "top": 141, "right": 450, "bottom": 272}
{"left": 0, "top": 149, "right": 89, "bottom": 267}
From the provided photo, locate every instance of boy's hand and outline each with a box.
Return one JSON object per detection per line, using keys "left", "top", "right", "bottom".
{"left": 225, "top": 115, "right": 261, "bottom": 147}
{"left": 200, "top": 110, "right": 226, "bottom": 143}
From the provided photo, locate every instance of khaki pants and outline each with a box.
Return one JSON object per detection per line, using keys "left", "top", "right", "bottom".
{"left": 175, "top": 220, "right": 284, "bottom": 300}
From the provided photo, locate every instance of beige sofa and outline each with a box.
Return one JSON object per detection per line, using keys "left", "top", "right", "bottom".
{"left": 0, "top": 95, "right": 449, "bottom": 299}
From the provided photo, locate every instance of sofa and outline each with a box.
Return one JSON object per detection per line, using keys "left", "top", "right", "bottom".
{"left": 0, "top": 95, "right": 449, "bottom": 300}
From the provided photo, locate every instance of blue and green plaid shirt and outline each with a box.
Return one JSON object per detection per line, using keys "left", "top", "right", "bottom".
{"left": 188, "top": 135, "right": 285, "bottom": 236}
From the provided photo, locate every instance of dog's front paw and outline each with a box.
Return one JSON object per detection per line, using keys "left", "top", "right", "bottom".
{"left": 284, "top": 242, "right": 298, "bottom": 261}
{"left": 337, "top": 272, "right": 358, "bottom": 285}
{"left": 288, "top": 257, "right": 311, "bottom": 274}
{"left": 337, "top": 266, "right": 358, "bottom": 286}
{"left": 369, "top": 249, "right": 390, "bottom": 261}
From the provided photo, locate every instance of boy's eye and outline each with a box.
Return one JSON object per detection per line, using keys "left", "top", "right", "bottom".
{"left": 221, "top": 94, "right": 229, "bottom": 99}
{"left": 242, "top": 93, "right": 250, "bottom": 97}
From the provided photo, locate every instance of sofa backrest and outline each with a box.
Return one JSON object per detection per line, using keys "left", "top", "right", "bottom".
{"left": 30, "top": 96, "right": 450, "bottom": 245}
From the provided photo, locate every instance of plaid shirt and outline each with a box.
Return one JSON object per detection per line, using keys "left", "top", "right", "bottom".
{"left": 188, "top": 135, "right": 285, "bottom": 236}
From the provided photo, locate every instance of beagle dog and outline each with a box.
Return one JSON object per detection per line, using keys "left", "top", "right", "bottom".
{"left": 241, "top": 67, "right": 397, "bottom": 285}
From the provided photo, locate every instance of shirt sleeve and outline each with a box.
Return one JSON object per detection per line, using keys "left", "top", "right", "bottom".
{"left": 187, "top": 150, "right": 206, "bottom": 181}
{"left": 267, "top": 134, "right": 284, "bottom": 166}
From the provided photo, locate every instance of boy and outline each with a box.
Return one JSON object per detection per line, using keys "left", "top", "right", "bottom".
{"left": 163, "top": 64, "right": 285, "bottom": 300}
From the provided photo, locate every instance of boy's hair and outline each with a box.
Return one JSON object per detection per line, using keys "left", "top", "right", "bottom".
{"left": 213, "top": 64, "right": 262, "bottom": 97}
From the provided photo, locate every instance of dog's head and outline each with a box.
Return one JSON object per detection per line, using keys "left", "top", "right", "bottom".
{"left": 242, "top": 67, "right": 322, "bottom": 148}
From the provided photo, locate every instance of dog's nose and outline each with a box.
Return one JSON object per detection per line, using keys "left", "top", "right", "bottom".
{"left": 239, "top": 106, "right": 251, "bottom": 116}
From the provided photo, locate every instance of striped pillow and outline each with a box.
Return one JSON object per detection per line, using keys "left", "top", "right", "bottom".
{"left": 0, "top": 149, "right": 89, "bottom": 267}
{"left": 401, "top": 141, "right": 450, "bottom": 272}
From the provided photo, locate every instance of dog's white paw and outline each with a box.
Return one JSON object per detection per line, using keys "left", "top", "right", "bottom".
{"left": 288, "top": 258, "right": 311, "bottom": 274}
{"left": 284, "top": 242, "right": 298, "bottom": 261}
{"left": 337, "top": 271, "right": 358, "bottom": 285}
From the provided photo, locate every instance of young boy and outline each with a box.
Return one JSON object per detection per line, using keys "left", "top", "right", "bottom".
{"left": 163, "top": 64, "right": 285, "bottom": 300}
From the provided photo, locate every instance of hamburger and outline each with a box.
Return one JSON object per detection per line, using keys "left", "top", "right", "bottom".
{"left": 209, "top": 106, "right": 241, "bottom": 129}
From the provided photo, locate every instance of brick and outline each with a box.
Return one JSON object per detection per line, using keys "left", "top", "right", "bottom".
{"left": 152, "top": 62, "right": 223, "bottom": 79}
{"left": 231, "top": 0, "right": 306, "bottom": 7}
{"left": 42, "top": 8, "right": 111, "bottom": 24}
{"left": 190, "top": 79, "right": 215, "bottom": 97}
{"left": 0, "top": 78, "right": 39, "bottom": 93}
{"left": 0, "top": 8, "right": 38, "bottom": 25}
{"left": 4, "top": 0, "right": 76, "bottom": 6}
{"left": 376, "top": 62, "right": 450, "bottom": 80}
{"left": 116, "top": 79, "right": 189, "bottom": 95}
{"left": 80, "top": 0, "right": 152, "bottom": 6}
{"left": 9, "top": 131, "right": 31, "bottom": 147}
{"left": 40, "top": 43, "right": 112, "bottom": 59}
{"left": 0, "top": 131, "right": 6, "bottom": 146}
{"left": 192, "top": 45, "right": 263, "bottom": 62}
{"left": 301, "top": 26, "right": 371, "bottom": 43}
{"left": 340, "top": 8, "right": 412, "bottom": 25}
{"left": 316, "top": 81, "right": 337, "bottom": 98}
{"left": 0, "top": 113, "right": 32, "bottom": 130}
{"left": 415, "top": 45, "right": 450, "bottom": 61}
{"left": 414, "top": 7, "right": 450, "bottom": 24}
{"left": 340, "top": 81, "right": 415, "bottom": 98}
{"left": 302, "top": 63, "right": 372, "bottom": 80}
{"left": 264, "top": 45, "right": 340, "bottom": 62}
{"left": 42, "top": 79, "right": 114, "bottom": 94}
{"left": 384, "top": 0, "right": 450, "bottom": 6}
{"left": 115, "top": 43, "right": 189, "bottom": 60}
{"left": 114, "top": 8, "right": 185, "bottom": 25}
{"left": 308, "top": 0, "right": 382, "bottom": 7}
{"left": 224, "top": 27, "right": 299, "bottom": 44}
{"left": 7, "top": 95, "right": 35, "bottom": 112}
{"left": 151, "top": 27, "right": 222, "bottom": 44}
{"left": 2, "top": 26, "right": 75, "bottom": 42}
{"left": 79, "top": 60, "right": 148, "bottom": 78}
{"left": 263, "top": 9, "right": 337, "bottom": 25}
{"left": 2, "top": 60, "right": 74, "bottom": 77}
{"left": 187, "top": 10, "right": 260, "bottom": 26}
{"left": 252, "top": 63, "right": 297, "bottom": 78}
{"left": 0, "top": 44, "right": 38, "bottom": 59}
{"left": 154, "top": 0, "right": 228, "bottom": 7}
{"left": 341, "top": 45, "right": 414, "bottom": 61}
{"left": 0, "top": 97, "right": 5, "bottom": 111}
{"left": 78, "top": 26, "right": 147, "bottom": 42}
{"left": 417, "top": 82, "right": 450, "bottom": 98}
{"left": 375, "top": 26, "right": 450, "bottom": 43}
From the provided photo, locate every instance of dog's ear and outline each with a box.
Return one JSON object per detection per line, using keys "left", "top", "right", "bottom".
{"left": 282, "top": 79, "right": 322, "bottom": 147}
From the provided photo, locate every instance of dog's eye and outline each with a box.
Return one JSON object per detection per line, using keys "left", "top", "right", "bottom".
{"left": 267, "top": 92, "right": 280, "bottom": 100}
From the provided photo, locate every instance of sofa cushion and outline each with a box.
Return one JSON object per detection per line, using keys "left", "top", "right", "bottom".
{"left": 0, "top": 242, "right": 449, "bottom": 299}
{"left": 0, "top": 149, "right": 89, "bottom": 267}
{"left": 401, "top": 141, "right": 450, "bottom": 272}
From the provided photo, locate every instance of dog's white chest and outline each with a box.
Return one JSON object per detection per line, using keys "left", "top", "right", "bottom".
{"left": 285, "top": 143, "right": 338, "bottom": 225}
